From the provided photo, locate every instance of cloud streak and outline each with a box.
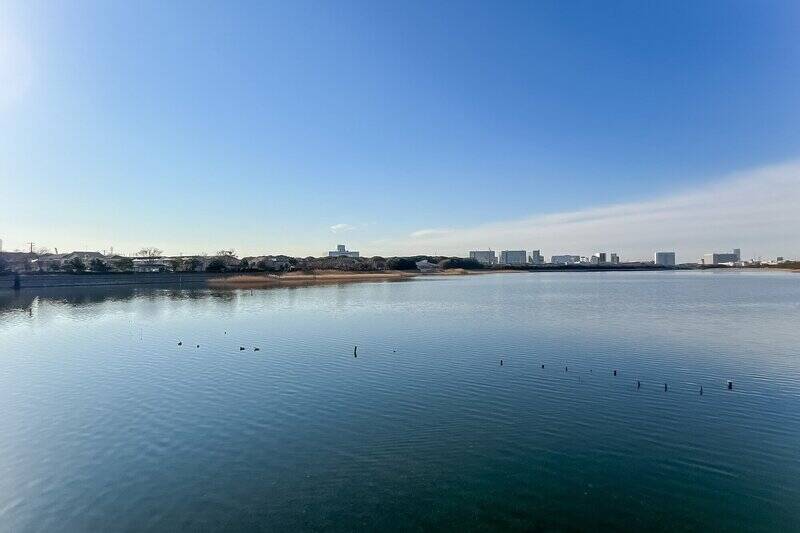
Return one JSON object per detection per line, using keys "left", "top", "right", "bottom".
{"left": 385, "top": 161, "right": 800, "bottom": 262}
{"left": 330, "top": 223, "right": 355, "bottom": 234}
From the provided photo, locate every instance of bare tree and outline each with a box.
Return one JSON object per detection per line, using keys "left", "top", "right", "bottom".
{"left": 137, "top": 247, "right": 163, "bottom": 258}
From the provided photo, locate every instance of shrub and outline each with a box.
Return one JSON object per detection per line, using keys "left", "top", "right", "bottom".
{"left": 89, "top": 258, "right": 110, "bottom": 272}
{"left": 206, "top": 259, "right": 227, "bottom": 272}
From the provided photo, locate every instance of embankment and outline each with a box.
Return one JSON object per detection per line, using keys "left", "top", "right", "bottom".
{"left": 1, "top": 272, "right": 228, "bottom": 290}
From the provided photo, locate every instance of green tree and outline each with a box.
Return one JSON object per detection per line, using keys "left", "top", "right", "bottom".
{"left": 439, "top": 257, "right": 484, "bottom": 270}
{"left": 0, "top": 257, "right": 8, "bottom": 273}
{"left": 168, "top": 258, "right": 184, "bottom": 272}
{"left": 205, "top": 259, "right": 227, "bottom": 272}
{"left": 386, "top": 257, "right": 418, "bottom": 270}
{"left": 186, "top": 257, "right": 202, "bottom": 272}
{"left": 89, "top": 258, "right": 109, "bottom": 272}
{"left": 114, "top": 257, "right": 134, "bottom": 272}
{"left": 239, "top": 258, "right": 250, "bottom": 270}
{"left": 65, "top": 257, "right": 86, "bottom": 273}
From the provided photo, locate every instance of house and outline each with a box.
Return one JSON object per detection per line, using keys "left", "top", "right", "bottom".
{"left": 133, "top": 257, "right": 170, "bottom": 272}
{"left": 415, "top": 259, "right": 440, "bottom": 273}
{"left": 0, "top": 252, "right": 37, "bottom": 273}
{"left": 30, "top": 251, "right": 107, "bottom": 271}
{"left": 244, "top": 255, "right": 293, "bottom": 271}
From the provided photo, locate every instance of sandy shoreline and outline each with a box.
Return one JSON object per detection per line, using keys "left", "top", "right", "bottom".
{"left": 209, "top": 266, "right": 702, "bottom": 289}
{"left": 204, "top": 268, "right": 519, "bottom": 288}
{"left": 207, "top": 270, "right": 420, "bottom": 288}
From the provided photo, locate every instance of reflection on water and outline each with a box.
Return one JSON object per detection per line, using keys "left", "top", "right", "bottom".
{"left": 1, "top": 271, "right": 799, "bottom": 531}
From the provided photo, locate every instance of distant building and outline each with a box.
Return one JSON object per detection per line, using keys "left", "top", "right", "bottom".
{"left": 328, "top": 244, "right": 359, "bottom": 258}
{"left": 529, "top": 250, "right": 544, "bottom": 265}
{"left": 415, "top": 259, "right": 440, "bottom": 273}
{"left": 244, "top": 255, "right": 292, "bottom": 271}
{"left": 702, "top": 249, "right": 741, "bottom": 265}
{"left": 469, "top": 250, "right": 497, "bottom": 265}
{"left": 551, "top": 255, "right": 581, "bottom": 265}
{"left": 1, "top": 251, "right": 37, "bottom": 273}
{"left": 654, "top": 251, "right": 676, "bottom": 266}
{"left": 31, "top": 251, "right": 106, "bottom": 272}
{"left": 591, "top": 252, "right": 619, "bottom": 265}
{"left": 500, "top": 250, "right": 527, "bottom": 266}
{"left": 133, "top": 257, "right": 169, "bottom": 272}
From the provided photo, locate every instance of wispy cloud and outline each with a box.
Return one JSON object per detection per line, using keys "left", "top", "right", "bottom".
{"left": 410, "top": 228, "right": 452, "bottom": 239}
{"left": 384, "top": 161, "right": 800, "bottom": 262}
{"left": 330, "top": 223, "right": 356, "bottom": 234}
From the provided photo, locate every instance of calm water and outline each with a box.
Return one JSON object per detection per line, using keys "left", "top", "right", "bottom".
{"left": 1, "top": 271, "right": 799, "bottom": 532}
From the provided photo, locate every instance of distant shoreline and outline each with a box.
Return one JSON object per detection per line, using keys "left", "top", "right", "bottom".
{"left": 207, "top": 270, "right": 418, "bottom": 288}
{"left": 2, "top": 265, "right": 795, "bottom": 292}
{"left": 207, "top": 265, "right": 689, "bottom": 289}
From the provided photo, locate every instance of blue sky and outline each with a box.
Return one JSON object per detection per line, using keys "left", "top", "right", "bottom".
{"left": 1, "top": 1, "right": 799, "bottom": 260}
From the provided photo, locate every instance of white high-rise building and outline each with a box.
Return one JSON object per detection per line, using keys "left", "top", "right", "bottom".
{"left": 702, "top": 249, "right": 740, "bottom": 265}
{"left": 499, "top": 250, "right": 527, "bottom": 266}
{"left": 328, "top": 244, "right": 359, "bottom": 258}
{"left": 469, "top": 250, "right": 497, "bottom": 265}
{"left": 529, "top": 250, "right": 544, "bottom": 265}
{"left": 654, "top": 252, "right": 676, "bottom": 266}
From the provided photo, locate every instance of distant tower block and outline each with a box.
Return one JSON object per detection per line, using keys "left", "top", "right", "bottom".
{"left": 654, "top": 251, "right": 676, "bottom": 266}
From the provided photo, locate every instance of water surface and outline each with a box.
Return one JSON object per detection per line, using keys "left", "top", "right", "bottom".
{"left": 1, "top": 271, "right": 799, "bottom": 531}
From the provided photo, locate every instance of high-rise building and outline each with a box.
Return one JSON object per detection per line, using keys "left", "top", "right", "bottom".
{"left": 469, "top": 250, "right": 497, "bottom": 265}
{"left": 654, "top": 252, "right": 676, "bottom": 266}
{"left": 529, "top": 250, "right": 544, "bottom": 265}
{"left": 500, "top": 250, "right": 527, "bottom": 266}
{"left": 328, "top": 244, "right": 359, "bottom": 258}
{"left": 591, "top": 252, "right": 619, "bottom": 265}
{"left": 702, "top": 249, "right": 740, "bottom": 265}
{"left": 551, "top": 255, "right": 581, "bottom": 265}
